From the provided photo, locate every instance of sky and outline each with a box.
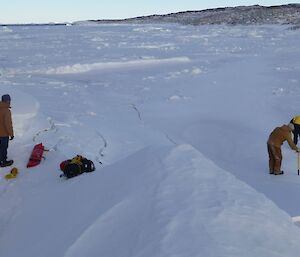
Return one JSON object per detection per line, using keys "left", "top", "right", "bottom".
{"left": 0, "top": 0, "right": 298, "bottom": 24}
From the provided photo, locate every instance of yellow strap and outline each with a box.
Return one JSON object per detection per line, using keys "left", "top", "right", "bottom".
{"left": 70, "top": 155, "right": 83, "bottom": 165}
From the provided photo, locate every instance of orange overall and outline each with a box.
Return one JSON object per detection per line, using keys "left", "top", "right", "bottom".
{"left": 267, "top": 125, "right": 297, "bottom": 174}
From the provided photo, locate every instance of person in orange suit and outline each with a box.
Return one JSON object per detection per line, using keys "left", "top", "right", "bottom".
{"left": 0, "top": 94, "right": 14, "bottom": 167}
{"left": 267, "top": 123, "right": 299, "bottom": 175}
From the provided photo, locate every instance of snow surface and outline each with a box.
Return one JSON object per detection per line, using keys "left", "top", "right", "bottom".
{"left": 1, "top": 24, "right": 300, "bottom": 257}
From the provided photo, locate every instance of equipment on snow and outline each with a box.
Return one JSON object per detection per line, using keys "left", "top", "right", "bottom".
{"left": 59, "top": 155, "right": 95, "bottom": 179}
{"left": 27, "top": 143, "right": 45, "bottom": 168}
{"left": 4, "top": 167, "right": 18, "bottom": 179}
{"left": 60, "top": 160, "right": 69, "bottom": 171}
{"left": 0, "top": 160, "right": 14, "bottom": 167}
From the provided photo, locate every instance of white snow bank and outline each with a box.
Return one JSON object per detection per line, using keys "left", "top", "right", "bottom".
{"left": 46, "top": 57, "right": 190, "bottom": 74}
{"left": 1, "top": 87, "right": 40, "bottom": 137}
{"left": 0, "top": 26, "right": 13, "bottom": 33}
{"left": 2, "top": 144, "right": 300, "bottom": 257}
{"left": 57, "top": 144, "right": 300, "bottom": 257}
{"left": 157, "top": 144, "right": 300, "bottom": 257}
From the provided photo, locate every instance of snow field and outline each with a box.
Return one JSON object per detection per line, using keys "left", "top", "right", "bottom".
{"left": 1, "top": 23, "right": 300, "bottom": 257}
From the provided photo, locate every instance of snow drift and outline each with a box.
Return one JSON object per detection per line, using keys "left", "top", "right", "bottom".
{"left": 1, "top": 143, "right": 300, "bottom": 257}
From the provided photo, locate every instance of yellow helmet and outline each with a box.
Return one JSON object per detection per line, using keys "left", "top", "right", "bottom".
{"left": 293, "top": 116, "right": 300, "bottom": 125}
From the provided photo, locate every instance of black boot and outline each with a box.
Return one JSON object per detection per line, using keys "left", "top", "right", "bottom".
{"left": 0, "top": 160, "right": 14, "bottom": 167}
{"left": 274, "top": 170, "right": 284, "bottom": 175}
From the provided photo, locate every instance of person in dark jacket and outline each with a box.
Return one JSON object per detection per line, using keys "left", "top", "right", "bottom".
{"left": 0, "top": 94, "right": 14, "bottom": 167}
{"left": 267, "top": 123, "right": 299, "bottom": 175}
{"left": 290, "top": 116, "right": 300, "bottom": 145}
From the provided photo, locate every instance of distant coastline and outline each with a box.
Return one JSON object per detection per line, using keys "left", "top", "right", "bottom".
{"left": 1, "top": 4, "right": 300, "bottom": 27}
{"left": 0, "top": 23, "right": 68, "bottom": 27}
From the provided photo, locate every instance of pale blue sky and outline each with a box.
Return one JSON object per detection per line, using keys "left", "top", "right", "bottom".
{"left": 1, "top": 0, "right": 298, "bottom": 24}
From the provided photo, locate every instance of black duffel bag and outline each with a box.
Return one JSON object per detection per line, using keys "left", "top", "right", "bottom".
{"left": 60, "top": 155, "right": 95, "bottom": 179}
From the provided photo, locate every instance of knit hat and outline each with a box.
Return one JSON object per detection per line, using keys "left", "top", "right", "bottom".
{"left": 1, "top": 94, "right": 11, "bottom": 102}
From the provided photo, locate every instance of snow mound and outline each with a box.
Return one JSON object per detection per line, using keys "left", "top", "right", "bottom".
{"left": 46, "top": 57, "right": 190, "bottom": 74}
{"left": 2, "top": 144, "right": 299, "bottom": 257}
{"left": 62, "top": 144, "right": 300, "bottom": 257}
{"left": 0, "top": 26, "right": 13, "bottom": 33}
{"left": 2, "top": 88, "right": 40, "bottom": 138}
{"left": 157, "top": 144, "right": 300, "bottom": 257}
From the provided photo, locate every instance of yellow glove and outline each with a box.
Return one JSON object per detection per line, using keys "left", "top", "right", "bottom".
{"left": 5, "top": 173, "right": 17, "bottom": 179}
{"left": 4, "top": 167, "right": 19, "bottom": 180}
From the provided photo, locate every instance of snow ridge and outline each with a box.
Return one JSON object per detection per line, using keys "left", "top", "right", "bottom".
{"left": 46, "top": 57, "right": 191, "bottom": 74}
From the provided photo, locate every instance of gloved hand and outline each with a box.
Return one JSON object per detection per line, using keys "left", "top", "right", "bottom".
{"left": 9, "top": 136, "right": 14, "bottom": 141}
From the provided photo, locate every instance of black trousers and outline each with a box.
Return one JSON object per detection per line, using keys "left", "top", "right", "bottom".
{"left": 293, "top": 124, "right": 300, "bottom": 145}
{"left": 0, "top": 137, "right": 9, "bottom": 162}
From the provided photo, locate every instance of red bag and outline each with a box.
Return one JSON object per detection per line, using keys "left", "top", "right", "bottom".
{"left": 27, "top": 143, "right": 45, "bottom": 168}
{"left": 59, "top": 160, "right": 70, "bottom": 171}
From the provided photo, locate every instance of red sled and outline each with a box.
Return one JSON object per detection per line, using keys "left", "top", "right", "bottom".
{"left": 27, "top": 143, "right": 45, "bottom": 168}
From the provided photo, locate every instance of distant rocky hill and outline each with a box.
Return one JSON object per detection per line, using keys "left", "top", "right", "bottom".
{"left": 83, "top": 4, "right": 300, "bottom": 27}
